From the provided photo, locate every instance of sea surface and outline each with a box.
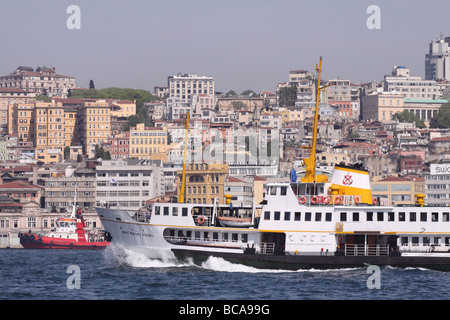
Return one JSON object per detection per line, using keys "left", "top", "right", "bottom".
{"left": 1, "top": 245, "right": 450, "bottom": 303}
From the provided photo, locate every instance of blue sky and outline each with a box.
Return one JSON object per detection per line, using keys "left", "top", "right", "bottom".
{"left": 0, "top": 0, "right": 449, "bottom": 93}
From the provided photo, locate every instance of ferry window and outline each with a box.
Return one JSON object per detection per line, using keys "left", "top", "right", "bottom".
{"left": 340, "top": 212, "right": 347, "bottom": 222}
{"left": 305, "top": 212, "right": 312, "bottom": 221}
{"left": 399, "top": 212, "right": 405, "bottom": 221}
{"left": 264, "top": 211, "right": 271, "bottom": 220}
{"left": 274, "top": 211, "right": 281, "bottom": 221}
{"left": 352, "top": 212, "right": 359, "bottom": 222}
{"left": 367, "top": 212, "right": 373, "bottom": 221}
{"left": 164, "top": 207, "right": 169, "bottom": 216}
{"left": 444, "top": 212, "right": 450, "bottom": 222}
{"left": 270, "top": 186, "right": 277, "bottom": 195}
{"left": 420, "top": 212, "right": 427, "bottom": 222}
{"left": 401, "top": 237, "right": 408, "bottom": 246}
{"left": 423, "top": 237, "right": 430, "bottom": 246}
{"left": 187, "top": 231, "right": 192, "bottom": 239}
{"left": 377, "top": 212, "right": 384, "bottom": 221}
{"left": 195, "top": 231, "right": 201, "bottom": 240}
{"left": 213, "top": 232, "right": 218, "bottom": 241}
{"left": 223, "top": 233, "right": 229, "bottom": 242}
{"left": 432, "top": 212, "right": 438, "bottom": 222}
{"left": 172, "top": 207, "right": 178, "bottom": 216}
{"left": 412, "top": 237, "right": 419, "bottom": 246}
{"left": 388, "top": 212, "right": 394, "bottom": 221}
{"left": 410, "top": 212, "right": 416, "bottom": 222}
{"left": 326, "top": 212, "right": 332, "bottom": 221}
{"left": 169, "top": 230, "right": 175, "bottom": 238}
{"left": 433, "top": 237, "right": 440, "bottom": 245}
{"left": 280, "top": 187, "right": 287, "bottom": 196}
{"left": 182, "top": 208, "right": 188, "bottom": 216}
{"left": 294, "top": 212, "right": 301, "bottom": 221}
{"left": 232, "top": 233, "right": 238, "bottom": 242}
{"left": 284, "top": 212, "right": 291, "bottom": 221}
{"left": 204, "top": 232, "right": 210, "bottom": 240}
{"left": 445, "top": 237, "right": 450, "bottom": 246}
{"left": 155, "top": 206, "right": 160, "bottom": 215}
{"left": 242, "top": 234, "right": 248, "bottom": 243}
{"left": 315, "top": 212, "right": 321, "bottom": 221}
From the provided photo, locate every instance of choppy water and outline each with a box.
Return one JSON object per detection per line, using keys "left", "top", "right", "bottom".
{"left": 1, "top": 244, "right": 450, "bottom": 303}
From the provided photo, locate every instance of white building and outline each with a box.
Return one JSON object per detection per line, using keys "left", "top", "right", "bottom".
{"left": 425, "top": 163, "right": 450, "bottom": 206}
{"left": 425, "top": 36, "right": 450, "bottom": 81}
{"left": 95, "top": 159, "right": 164, "bottom": 211}
{"left": 168, "top": 73, "right": 215, "bottom": 104}
{"left": 383, "top": 66, "right": 444, "bottom": 100}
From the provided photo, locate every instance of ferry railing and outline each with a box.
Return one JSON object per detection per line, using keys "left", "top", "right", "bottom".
{"left": 258, "top": 242, "right": 275, "bottom": 254}
{"left": 345, "top": 244, "right": 389, "bottom": 256}
{"left": 296, "top": 195, "right": 364, "bottom": 206}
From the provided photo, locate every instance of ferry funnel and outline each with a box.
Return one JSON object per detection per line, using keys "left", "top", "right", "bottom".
{"left": 329, "top": 164, "right": 373, "bottom": 204}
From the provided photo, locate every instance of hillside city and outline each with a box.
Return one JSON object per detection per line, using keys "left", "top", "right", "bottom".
{"left": 1, "top": 35, "right": 450, "bottom": 247}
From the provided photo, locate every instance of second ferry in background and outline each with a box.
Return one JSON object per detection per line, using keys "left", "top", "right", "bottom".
{"left": 97, "top": 58, "right": 450, "bottom": 271}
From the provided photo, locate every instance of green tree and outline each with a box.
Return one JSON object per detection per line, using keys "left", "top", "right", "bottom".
{"left": 241, "top": 89, "right": 257, "bottom": 97}
{"left": 225, "top": 90, "right": 237, "bottom": 97}
{"left": 430, "top": 102, "right": 450, "bottom": 128}
{"left": 277, "top": 85, "right": 297, "bottom": 107}
{"left": 89, "top": 79, "right": 95, "bottom": 89}
{"left": 64, "top": 146, "right": 70, "bottom": 160}
{"left": 232, "top": 101, "right": 247, "bottom": 111}
{"left": 393, "top": 110, "right": 425, "bottom": 128}
{"left": 94, "top": 145, "right": 111, "bottom": 160}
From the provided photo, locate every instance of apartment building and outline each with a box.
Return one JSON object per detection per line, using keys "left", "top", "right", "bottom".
{"left": 106, "top": 131, "right": 130, "bottom": 160}
{"left": 108, "top": 99, "right": 136, "bottom": 118}
{"left": 96, "top": 159, "right": 164, "bottom": 211}
{"left": 177, "top": 163, "right": 228, "bottom": 204}
{"left": 129, "top": 123, "right": 168, "bottom": 160}
{"left": 168, "top": 73, "right": 214, "bottom": 104}
{"left": 34, "top": 102, "right": 66, "bottom": 164}
{"left": 371, "top": 176, "right": 424, "bottom": 206}
{"left": 0, "top": 88, "right": 36, "bottom": 133}
{"left": 361, "top": 90, "right": 405, "bottom": 122}
{"left": 0, "top": 66, "right": 76, "bottom": 98}
{"left": 78, "top": 101, "right": 112, "bottom": 157}
{"left": 383, "top": 66, "right": 443, "bottom": 100}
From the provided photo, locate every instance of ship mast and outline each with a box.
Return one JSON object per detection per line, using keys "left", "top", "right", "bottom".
{"left": 301, "top": 57, "right": 333, "bottom": 183}
{"left": 178, "top": 112, "right": 190, "bottom": 203}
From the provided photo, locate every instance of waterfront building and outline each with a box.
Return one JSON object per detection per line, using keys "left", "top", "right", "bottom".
{"left": 371, "top": 176, "right": 424, "bottom": 206}
{"left": 44, "top": 164, "right": 96, "bottom": 212}
{"left": 425, "top": 163, "right": 450, "bottom": 206}
{"left": 177, "top": 163, "right": 228, "bottom": 205}
{"left": 96, "top": 159, "right": 164, "bottom": 211}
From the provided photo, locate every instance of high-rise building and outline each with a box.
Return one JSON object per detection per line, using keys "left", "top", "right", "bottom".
{"left": 168, "top": 73, "right": 214, "bottom": 104}
{"left": 425, "top": 36, "right": 450, "bottom": 81}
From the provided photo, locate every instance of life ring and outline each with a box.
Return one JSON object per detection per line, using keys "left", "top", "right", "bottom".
{"left": 322, "top": 196, "right": 330, "bottom": 204}
{"left": 335, "top": 196, "right": 343, "bottom": 204}
{"left": 311, "top": 196, "right": 319, "bottom": 204}
{"left": 372, "top": 197, "right": 377, "bottom": 205}
{"left": 197, "top": 216, "right": 205, "bottom": 224}
{"left": 298, "top": 196, "right": 307, "bottom": 205}
{"left": 354, "top": 196, "right": 360, "bottom": 204}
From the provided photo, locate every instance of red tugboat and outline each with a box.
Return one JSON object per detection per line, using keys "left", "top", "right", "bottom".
{"left": 19, "top": 203, "right": 111, "bottom": 249}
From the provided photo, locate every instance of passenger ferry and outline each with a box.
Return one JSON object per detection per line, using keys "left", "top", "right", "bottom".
{"left": 96, "top": 59, "right": 450, "bottom": 270}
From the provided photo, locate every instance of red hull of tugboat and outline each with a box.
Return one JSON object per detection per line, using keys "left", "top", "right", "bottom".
{"left": 19, "top": 233, "right": 110, "bottom": 249}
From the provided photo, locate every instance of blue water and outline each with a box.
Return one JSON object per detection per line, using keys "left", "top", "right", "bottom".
{"left": 1, "top": 244, "right": 450, "bottom": 301}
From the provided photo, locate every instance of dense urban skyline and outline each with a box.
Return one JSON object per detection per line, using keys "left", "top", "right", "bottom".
{"left": 1, "top": 0, "right": 450, "bottom": 93}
